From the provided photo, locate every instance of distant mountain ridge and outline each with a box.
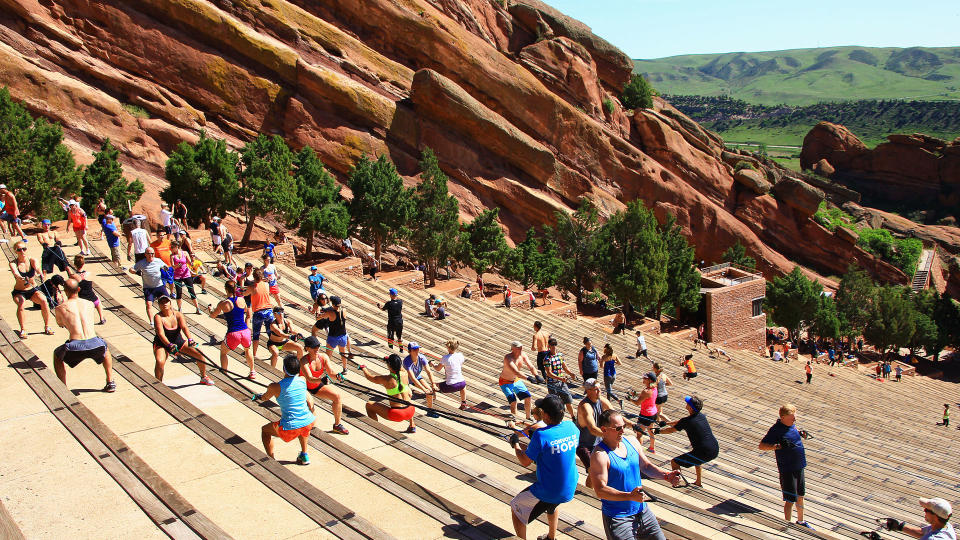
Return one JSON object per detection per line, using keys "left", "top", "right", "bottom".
{"left": 635, "top": 46, "right": 960, "bottom": 105}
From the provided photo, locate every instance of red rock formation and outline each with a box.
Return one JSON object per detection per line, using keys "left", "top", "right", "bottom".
{"left": 0, "top": 0, "right": 910, "bottom": 289}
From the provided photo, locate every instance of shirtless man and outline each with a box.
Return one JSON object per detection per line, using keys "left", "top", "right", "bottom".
{"left": 531, "top": 321, "right": 548, "bottom": 383}
{"left": 500, "top": 341, "right": 539, "bottom": 420}
{"left": 0, "top": 184, "right": 27, "bottom": 238}
{"left": 53, "top": 279, "right": 114, "bottom": 392}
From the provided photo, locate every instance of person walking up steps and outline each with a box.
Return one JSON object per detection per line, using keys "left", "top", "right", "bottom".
{"left": 432, "top": 339, "right": 468, "bottom": 410}
{"left": 544, "top": 337, "right": 577, "bottom": 421}
{"left": 209, "top": 280, "right": 256, "bottom": 380}
{"left": 805, "top": 361, "right": 813, "bottom": 384}
{"left": 261, "top": 253, "right": 281, "bottom": 307}
{"left": 635, "top": 330, "right": 648, "bottom": 359}
{"left": 508, "top": 394, "right": 579, "bottom": 540}
{"left": 628, "top": 373, "right": 660, "bottom": 454}
{"left": 601, "top": 344, "right": 623, "bottom": 408}
{"left": 589, "top": 409, "right": 681, "bottom": 540}
{"left": 9, "top": 240, "right": 54, "bottom": 338}
{"left": 532, "top": 321, "right": 548, "bottom": 383}
{"left": 942, "top": 404, "right": 949, "bottom": 427}
{"left": 658, "top": 396, "right": 719, "bottom": 487}
{"left": 653, "top": 362, "right": 672, "bottom": 424}
{"left": 759, "top": 403, "right": 814, "bottom": 529}
{"left": 152, "top": 296, "right": 211, "bottom": 384}
{"left": 681, "top": 354, "right": 697, "bottom": 381}
{"left": 317, "top": 295, "right": 353, "bottom": 378}
{"left": 246, "top": 269, "right": 273, "bottom": 366}
{"left": 127, "top": 215, "right": 149, "bottom": 263}
{"left": 359, "top": 353, "right": 417, "bottom": 433}
{"left": 170, "top": 241, "right": 201, "bottom": 315}
{"left": 404, "top": 342, "right": 439, "bottom": 417}
{"left": 307, "top": 266, "right": 325, "bottom": 302}
{"left": 378, "top": 288, "right": 404, "bottom": 350}
{"left": 500, "top": 341, "right": 537, "bottom": 421}
{"left": 577, "top": 378, "right": 617, "bottom": 489}
{"left": 52, "top": 279, "right": 114, "bottom": 392}
{"left": 579, "top": 336, "right": 600, "bottom": 382}
{"left": 299, "top": 336, "right": 349, "bottom": 435}
{"left": 881, "top": 498, "right": 955, "bottom": 540}
{"left": 254, "top": 354, "right": 316, "bottom": 465}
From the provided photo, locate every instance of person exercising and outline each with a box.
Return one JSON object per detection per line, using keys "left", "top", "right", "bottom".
{"left": 254, "top": 354, "right": 316, "bottom": 465}
{"left": 152, "top": 295, "right": 211, "bottom": 385}
{"left": 52, "top": 279, "right": 114, "bottom": 392}
{"left": 358, "top": 353, "right": 416, "bottom": 434}
{"left": 657, "top": 396, "right": 718, "bottom": 487}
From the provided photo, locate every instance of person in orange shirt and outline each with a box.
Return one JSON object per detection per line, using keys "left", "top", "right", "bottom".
{"left": 150, "top": 229, "right": 173, "bottom": 265}
{"left": 805, "top": 361, "right": 813, "bottom": 384}
{"left": 681, "top": 354, "right": 698, "bottom": 381}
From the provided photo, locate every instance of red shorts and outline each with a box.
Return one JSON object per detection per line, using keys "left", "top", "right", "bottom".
{"left": 269, "top": 284, "right": 280, "bottom": 295}
{"left": 274, "top": 421, "right": 315, "bottom": 442}
{"left": 385, "top": 406, "right": 415, "bottom": 422}
{"left": 225, "top": 328, "right": 252, "bottom": 350}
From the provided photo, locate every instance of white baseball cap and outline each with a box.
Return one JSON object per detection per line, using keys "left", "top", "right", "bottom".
{"left": 0, "top": 184, "right": 6, "bottom": 189}
{"left": 920, "top": 498, "right": 952, "bottom": 520}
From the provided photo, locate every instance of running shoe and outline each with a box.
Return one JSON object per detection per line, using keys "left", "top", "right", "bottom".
{"left": 404, "top": 426, "right": 417, "bottom": 434}
{"left": 296, "top": 452, "right": 310, "bottom": 465}
{"left": 200, "top": 376, "right": 215, "bottom": 386}
{"left": 796, "top": 521, "right": 815, "bottom": 530}
{"left": 103, "top": 381, "right": 116, "bottom": 393}
{"left": 332, "top": 423, "right": 349, "bottom": 435}
{"left": 248, "top": 371, "right": 257, "bottom": 380}
{"left": 459, "top": 402, "right": 468, "bottom": 410}
{"left": 426, "top": 410, "right": 440, "bottom": 419}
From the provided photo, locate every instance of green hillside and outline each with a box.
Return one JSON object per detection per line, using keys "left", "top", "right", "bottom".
{"left": 635, "top": 46, "right": 960, "bottom": 106}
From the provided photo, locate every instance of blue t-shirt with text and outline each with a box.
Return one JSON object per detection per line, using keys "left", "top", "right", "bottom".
{"left": 525, "top": 420, "right": 579, "bottom": 503}
{"left": 761, "top": 420, "right": 806, "bottom": 472}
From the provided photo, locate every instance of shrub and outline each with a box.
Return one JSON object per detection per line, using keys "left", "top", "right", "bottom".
{"left": 813, "top": 201, "right": 854, "bottom": 232}
{"left": 620, "top": 74, "right": 655, "bottom": 110}
{"left": 733, "top": 160, "right": 756, "bottom": 173}
{"left": 603, "top": 98, "right": 615, "bottom": 115}
{"left": 122, "top": 103, "right": 150, "bottom": 119}
{"left": 856, "top": 228, "right": 923, "bottom": 276}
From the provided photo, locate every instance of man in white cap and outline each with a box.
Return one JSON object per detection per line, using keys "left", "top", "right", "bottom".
{"left": 884, "top": 498, "right": 954, "bottom": 539}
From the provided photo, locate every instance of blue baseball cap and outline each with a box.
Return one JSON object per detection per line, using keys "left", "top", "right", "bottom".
{"left": 388, "top": 288, "right": 398, "bottom": 296}
{"left": 684, "top": 395, "right": 703, "bottom": 412}
{"left": 310, "top": 266, "right": 317, "bottom": 270}
{"left": 41, "top": 219, "right": 51, "bottom": 225}
{"left": 408, "top": 342, "right": 420, "bottom": 350}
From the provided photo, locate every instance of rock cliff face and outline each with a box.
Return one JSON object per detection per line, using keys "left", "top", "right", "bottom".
{"left": 801, "top": 122, "right": 960, "bottom": 219}
{"left": 0, "top": 0, "right": 906, "bottom": 286}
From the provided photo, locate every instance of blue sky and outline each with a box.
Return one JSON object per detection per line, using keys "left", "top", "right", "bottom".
{"left": 544, "top": 1, "right": 960, "bottom": 59}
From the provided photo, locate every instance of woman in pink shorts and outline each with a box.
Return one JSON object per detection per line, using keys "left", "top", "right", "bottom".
{"left": 209, "top": 280, "right": 257, "bottom": 379}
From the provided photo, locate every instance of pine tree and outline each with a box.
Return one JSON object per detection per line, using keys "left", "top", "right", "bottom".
{"left": 721, "top": 241, "right": 756, "bottom": 270}
{"left": 458, "top": 208, "right": 508, "bottom": 278}
{"left": 408, "top": 149, "right": 460, "bottom": 287}
{"left": 162, "top": 131, "right": 240, "bottom": 226}
{"left": 594, "top": 201, "right": 668, "bottom": 311}
{"left": 658, "top": 214, "right": 700, "bottom": 319}
{"left": 293, "top": 147, "right": 348, "bottom": 256}
{"left": 347, "top": 154, "right": 413, "bottom": 262}
{"left": 864, "top": 286, "right": 916, "bottom": 359}
{"left": 835, "top": 266, "right": 876, "bottom": 340}
{"left": 765, "top": 266, "right": 821, "bottom": 342}
{"left": 81, "top": 139, "right": 144, "bottom": 219}
{"left": 239, "top": 135, "right": 302, "bottom": 244}
{"left": 550, "top": 198, "right": 601, "bottom": 305}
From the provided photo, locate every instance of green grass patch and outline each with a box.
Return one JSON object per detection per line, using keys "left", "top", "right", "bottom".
{"left": 122, "top": 103, "right": 150, "bottom": 119}
{"left": 813, "top": 202, "right": 923, "bottom": 275}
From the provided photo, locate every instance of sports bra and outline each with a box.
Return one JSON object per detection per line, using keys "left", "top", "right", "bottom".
{"left": 158, "top": 315, "right": 182, "bottom": 343}
{"left": 304, "top": 358, "right": 325, "bottom": 390}
{"left": 16, "top": 261, "right": 36, "bottom": 280}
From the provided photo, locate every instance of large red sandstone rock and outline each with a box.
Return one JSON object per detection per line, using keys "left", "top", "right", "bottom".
{"left": 0, "top": 0, "right": 914, "bottom": 292}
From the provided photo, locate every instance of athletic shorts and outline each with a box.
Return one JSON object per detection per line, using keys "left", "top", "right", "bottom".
{"left": 269, "top": 284, "right": 279, "bottom": 295}
{"left": 326, "top": 333, "right": 349, "bottom": 349}
{"left": 385, "top": 406, "right": 415, "bottom": 422}
{"left": 510, "top": 487, "right": 559, "bottom": 525}
{"left": 685, "top": 371, "right": 698, "bottom": 379}
{"left": 274, "top": 421, "right": 314, "bottom": 442}
{"left": 267, "top": 337, "right": 289, "bottom": 348}
{"left": 673, "top": 449, "right": 718, "bottom": 468}
{"left": 0, "top": 212, "right": 20, "bottom": 223}
{"left": 143, "top": 286, "right": 168, "bottom": 302}
{"left": 778, "top": 469, "right": 805, "bottom": 503}
{"left": 536, "top": 351, "right": 549, "bottom": 371}
{"left": 11, "top": 288, "right": 37, "bottom": 301}
{"left": 55, "top": 337, "right": 108, "bottom": 368}
{"left": 438, "top": 380, "right": 466, "bottom": 393}
{"left": 655, "top": 395, "right": 668, "bottom": 405}
{"left": 153, "top": 334, "right": 186, "bottom": 351}
{"left": 546, "top": 379, "right": 573, "bottom": 404}
{"left": 636, "top": 413, "right": 659, "bottom": 426}
{"left": 499, "top": 380, "right": 531, "bottom": 403}
{"left": 225, "top": 328, "right": 252, "bottom": 350}
{"left": 307, "top": 376, "right": 329, "bottom": 394}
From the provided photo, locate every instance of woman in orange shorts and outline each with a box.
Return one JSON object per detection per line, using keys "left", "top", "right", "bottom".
{"left": 358, "top": 353, "right": 416, "bottom": 433}
{"left": 254, "top": 354, "right": 316, "bottom": 465}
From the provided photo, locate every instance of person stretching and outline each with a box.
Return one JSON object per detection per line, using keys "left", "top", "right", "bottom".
{"left": 9, "top": 240, "right": 53, "bottom": 338}
{"left": 254, "top": 354, "right": 316, "bottom": 465}
{"left": 152, "top": 295, "right": 211, "bottom": 384}
{"left": 266, "top": 307, "right": 305, "bottom": 369}
{"left": 299, "top": 336, "right": 349, "bottom": 435}
{"left": 657, "top": 396, "right": 719, "bottom": 487}
{"left": 499, "top": 341, "right": 537, "bottom": 421}
{"left": 359, "top": 353, "right": 417, "bottom": 433}
{"left": 52, "top": 279, "right": 114, "bottom": 392}
{"left": 432, "top": 339, "right": 468, "bottom": 410}
{"left": 208, "top": 280, "right": 256, "bottom": 379}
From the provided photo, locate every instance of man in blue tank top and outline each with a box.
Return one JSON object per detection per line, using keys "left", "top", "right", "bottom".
{"left": 254, "top": 354, "right": 316, "bottom": 465}
{"left": 508, "top": 394, "right": 579, "bottom": 540}
{"left": 589, "top": 409, "right": 680, "bottom": 540}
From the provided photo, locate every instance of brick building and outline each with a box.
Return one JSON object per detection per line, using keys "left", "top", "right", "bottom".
{"left": 700, "top": 263, "right": 766, "bottom": 352}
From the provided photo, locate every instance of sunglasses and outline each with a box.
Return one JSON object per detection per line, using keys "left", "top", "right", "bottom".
{"left": 16, "top": 248, "right": 27, "bottom": 252}
{"left": 603, "top": 425, "right": 625, "bottom": 432}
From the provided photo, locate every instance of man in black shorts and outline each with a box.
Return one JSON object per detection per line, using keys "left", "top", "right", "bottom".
{"left": 658, "top": 395, "right": 718, "bottom": 487}
{"left": 759, "top": 403, "right": 813, "bottom": 529}
{"left": 52, "top": 279, "right": 114, "bottom": 392}
{"left": 576, "top": 379, "right": 616, "bottom": 488}
{"left": 378, "top": 288, "right": 404, "bottom": 351}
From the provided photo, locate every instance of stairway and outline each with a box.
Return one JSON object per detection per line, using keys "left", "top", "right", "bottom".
{"left": 911, "top": 249, "right": 934, "bottom": 293}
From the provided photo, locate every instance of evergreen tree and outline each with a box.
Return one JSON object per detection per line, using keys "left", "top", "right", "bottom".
{"left": 931, "top": 294, "right": 960, "bottom": 361}
{"left": 293, "top": 147, "right": 348, "bottom": 256}
{"left": 765, "top": 266, "right": 821, "bottom": 342}
{"left": 162, "top": 131, "right": 240, "bottom": 226}
{"left": 835, "top": 266, "right": 876, "bottom": 340}
{"left": 658, "top": 214, "right": 700, "bottom": 319}
{"left": 550, "top": 198, "right": 601, "bottom": 305}
{"left": 0, "top": 88, "right": 81, "bottom": 219}
{"left": 621, "top": 74, "right": 655, "bottom": 110}
{"left": 810, "top": 295, "right": 841, "bottom": 341}
{"left": 348, "top": 154, "right": 413, "bottom": 262}
{"left": 408, "top": 149, "right": 460, "bottom": 287}
{"left": 239, "top": 135, "right": 302, "bottom": 244}
{"left": 502, "top": 228, "right": 544, "bottom": 291}
{"left": 907, "top": 289, "right": 938, "bottom": 359}
{"left": 864, "top": 286, "right": 916, "bottom": 359}
{"left": 534, "top": 236, "right": 563, "bottom": 290}
{"left": 594, "top": 201, "right": 668, "bottom": 311}
{"left": 458, "top": 208, "right": 508, "bottom": 278}
{"left": 81, "top": 139, "right": 144, "bottom": 219}
{"left": 721, "top": 241, "right": 756, "bottom": 270}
